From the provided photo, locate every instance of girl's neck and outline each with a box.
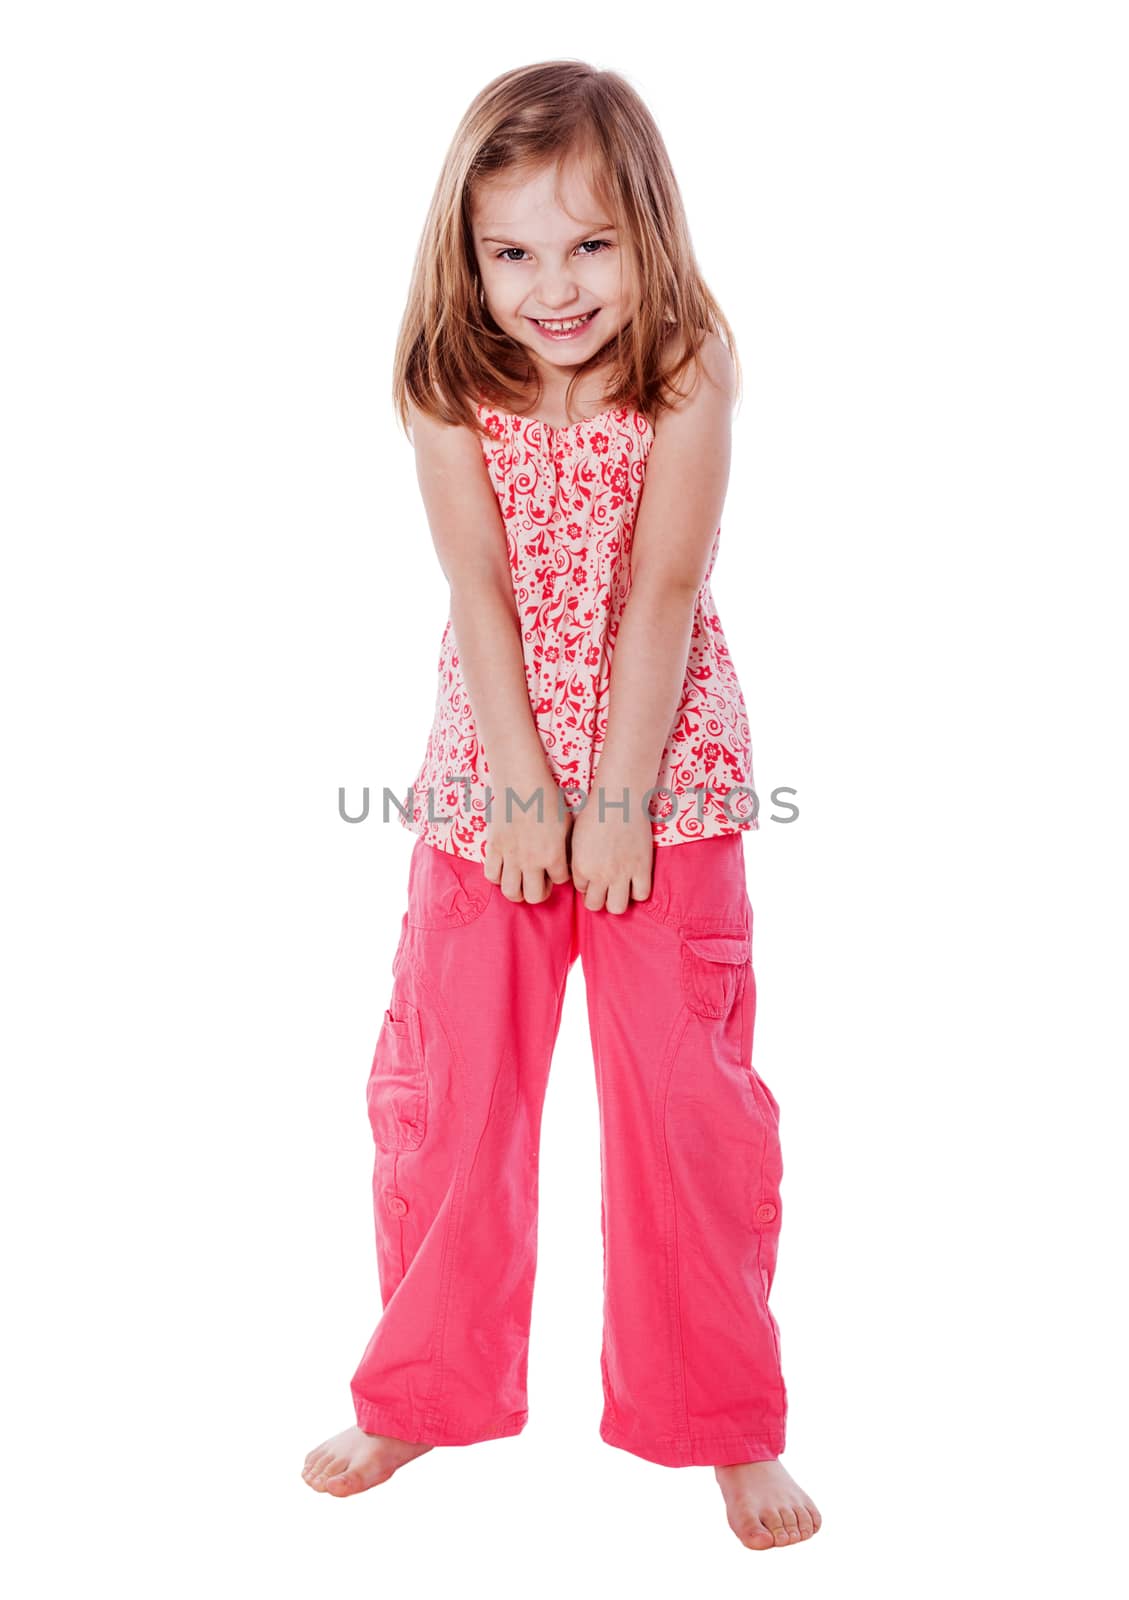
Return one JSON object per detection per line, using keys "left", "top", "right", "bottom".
{"left": 511, "top": 369, "right": 616, "bottom": 428}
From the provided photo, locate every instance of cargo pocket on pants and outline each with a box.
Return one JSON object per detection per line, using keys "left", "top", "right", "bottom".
{"left": 680, "top": 931, "right": 751, "bottom": 1018}
{"left": 366, "top": 1002, "right": 427, "bottom": 1152}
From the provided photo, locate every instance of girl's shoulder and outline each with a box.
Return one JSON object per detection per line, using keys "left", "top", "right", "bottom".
{"left": 404, "top": 396, "right": 497, "bottom": 503}
{"left": 694, "top": 329, "right": 736, "bottom": 393}
{"left": 651, "top": 331, "right": 736, "bottom": 438}
{"left": 405, "top": 390, "right": 489, "bottom": 448}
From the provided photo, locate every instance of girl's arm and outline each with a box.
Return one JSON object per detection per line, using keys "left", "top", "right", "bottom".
{"left": 408, "top": 403, "right": 570, "bottom": 894}
{"left": 590, "top": 333, "right": 737, "bottom": 826}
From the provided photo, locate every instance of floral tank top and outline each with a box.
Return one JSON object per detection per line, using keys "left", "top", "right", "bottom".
{"left": 398, "top": 399, "right": 759, "bottom": 862}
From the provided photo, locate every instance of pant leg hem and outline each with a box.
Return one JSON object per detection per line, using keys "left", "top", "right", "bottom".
{"left": 600, "top": 1419, "right": 786, "bottom": 1468}
{"left": 352, "top": 1393, "right": 528, "bottom": 1447}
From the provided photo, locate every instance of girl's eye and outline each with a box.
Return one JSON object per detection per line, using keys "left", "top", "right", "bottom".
{"left": 493, "top": 240, "right": 612, "bottom": 262}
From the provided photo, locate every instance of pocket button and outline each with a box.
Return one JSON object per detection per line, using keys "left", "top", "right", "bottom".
{"left": 384, "top": 1193, "right": 409, "bottom": 1217}
{"left": 755, "top": 1201, "right": 778, "bottom": 1224}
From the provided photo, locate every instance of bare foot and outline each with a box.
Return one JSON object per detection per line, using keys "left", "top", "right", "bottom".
{"left": 301, "top": 1425, "right": 434, "bottom": 1497}
{"left": 715, "top": 1458, "right": 822, "bottom": 1549}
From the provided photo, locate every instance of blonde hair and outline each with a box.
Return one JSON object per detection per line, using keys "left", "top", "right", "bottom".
{"left": 392, "top": 60, "right": 742, "bottom": 439}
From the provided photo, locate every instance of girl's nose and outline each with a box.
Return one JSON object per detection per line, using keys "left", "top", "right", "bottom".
{"left": 532, "top": 274, "right": 581, "bottom": 313}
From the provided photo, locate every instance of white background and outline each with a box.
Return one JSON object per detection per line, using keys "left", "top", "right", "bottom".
{"left": 2, "top": 3, "right": 1125, "bottom": 1595}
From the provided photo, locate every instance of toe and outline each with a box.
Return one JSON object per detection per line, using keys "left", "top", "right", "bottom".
{"left": 326, "top": 1463, "right": 393, "bottom": 1496}
{"left": 328, "top": 1466, "right": 387, "bottom": 1496}
{"left": 761, "top": 1511, "right": 791, "bottom": 1548}
{"left": 780, "top": 1507, "right": 802, "bottom": 1543}
{"left": 309, "top": 1456, "right": 347, "bottom": 1491}
{"left": 795, "top": 1505, "right": 816, "bottom": 1540}
{"left": 735, "top": 1516, "right": 775, "bottom": 1550}
{"left": 304, "top": 1448, "right": 334, "bottom": 1482}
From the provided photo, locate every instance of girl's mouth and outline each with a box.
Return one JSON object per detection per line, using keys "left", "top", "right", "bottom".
{"left": 526, "top": 308, "right": 600, "bottom": 341}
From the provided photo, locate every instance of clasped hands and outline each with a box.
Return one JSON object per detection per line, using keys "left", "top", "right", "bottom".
{"left": 482, "top": 795, "right": 654, "bottom": 915}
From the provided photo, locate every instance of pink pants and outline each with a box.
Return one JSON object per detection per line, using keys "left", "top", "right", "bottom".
{"left": 350, "top": 831, "right": 787, "bottom": 1468}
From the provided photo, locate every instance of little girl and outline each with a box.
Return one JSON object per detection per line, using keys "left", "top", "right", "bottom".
{"left": 302, "top": 60, "right": 821, "bottom": 1551}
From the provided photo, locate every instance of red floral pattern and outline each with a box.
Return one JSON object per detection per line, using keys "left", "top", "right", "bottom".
{"left": 399, "top": 400, "right": 758, "bottom": 861}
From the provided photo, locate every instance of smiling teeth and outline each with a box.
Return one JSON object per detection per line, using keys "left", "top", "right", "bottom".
{"left": 535, "top": 312, "right": 594, "bottom": 330}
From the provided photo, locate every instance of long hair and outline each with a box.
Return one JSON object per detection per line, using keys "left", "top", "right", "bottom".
{"left": 392, "top": 61, "right": 742, "bottom": 440}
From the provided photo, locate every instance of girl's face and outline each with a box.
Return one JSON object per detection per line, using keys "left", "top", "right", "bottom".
{"left": 471, "top": 158, "right": 637, "bottom": 380}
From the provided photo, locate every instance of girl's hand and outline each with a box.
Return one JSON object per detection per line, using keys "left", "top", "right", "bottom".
{"left": 483, "top": 809, "right": 574, "bottom": 905}
{"left": 569, "top": 805, "right": 654, "bottom": 915}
